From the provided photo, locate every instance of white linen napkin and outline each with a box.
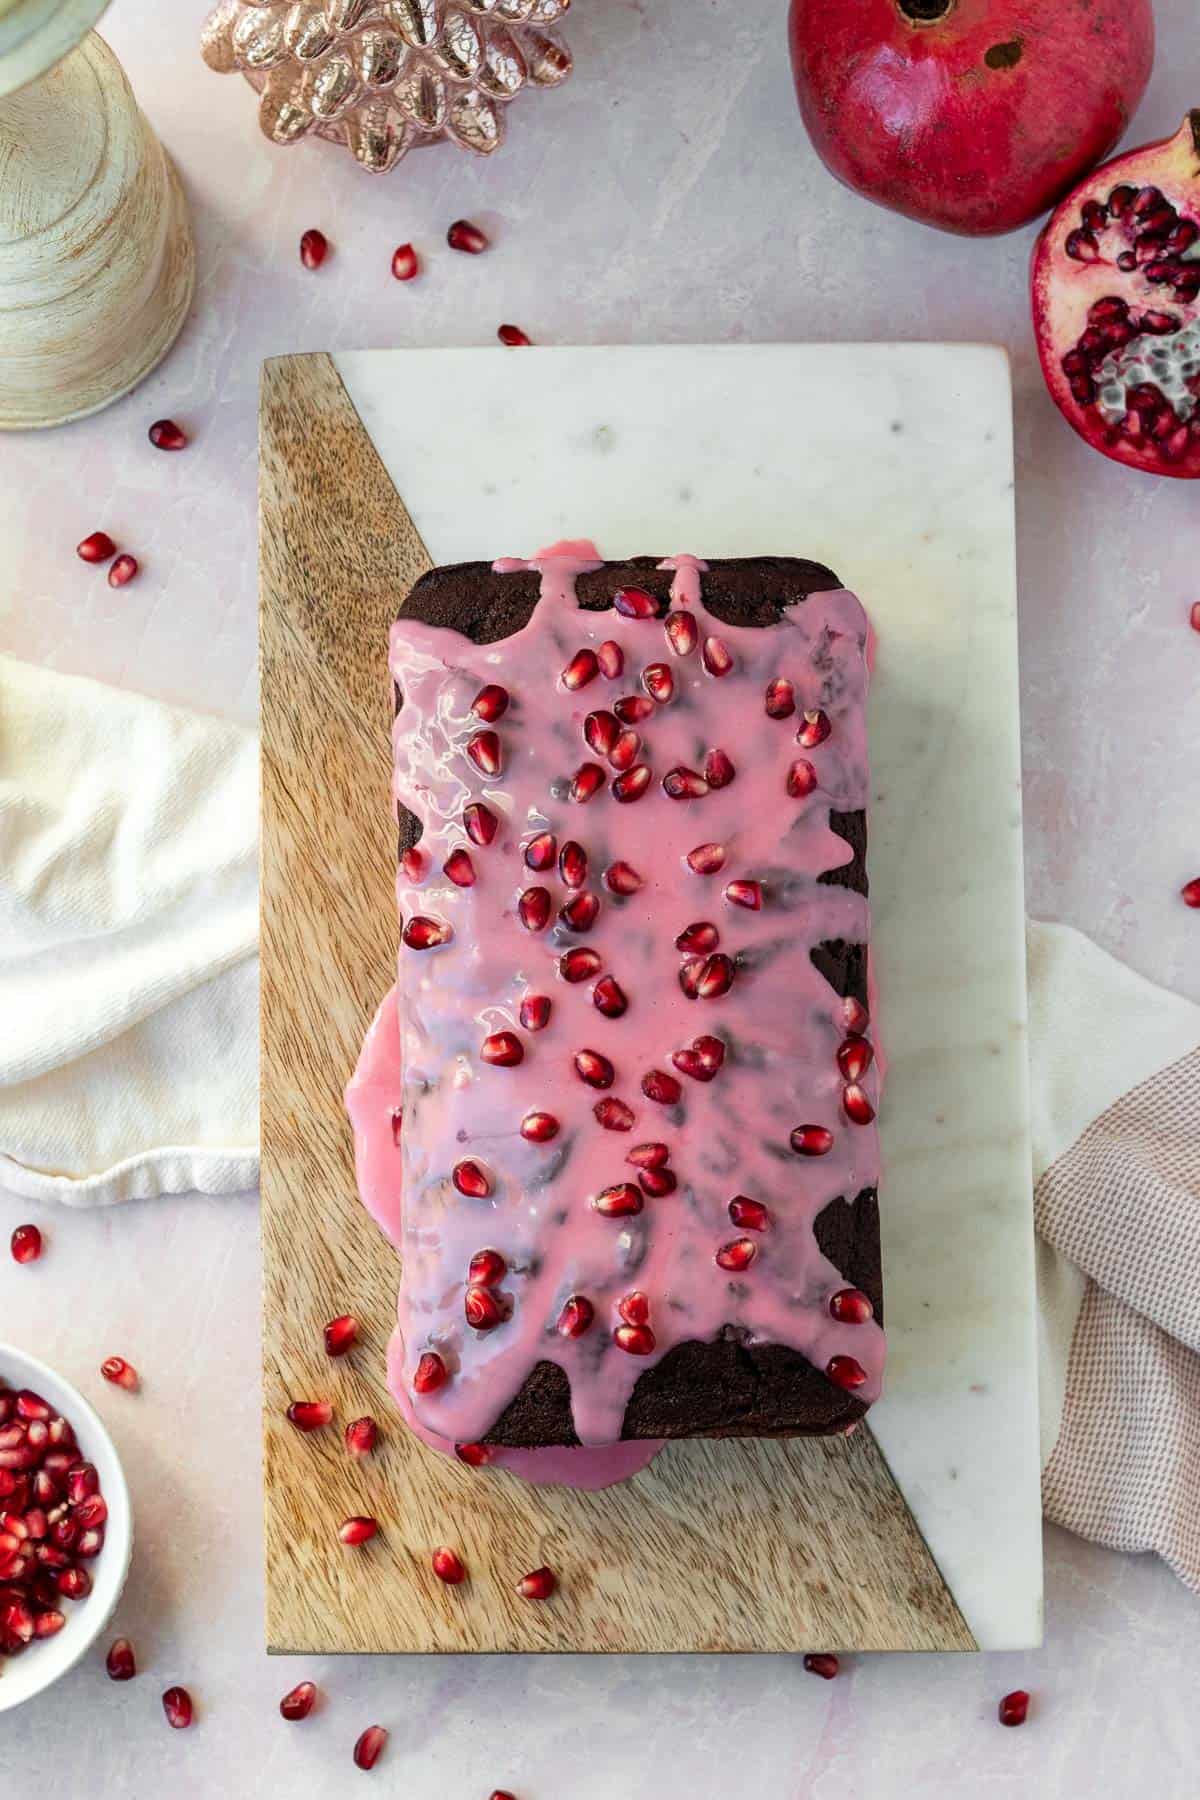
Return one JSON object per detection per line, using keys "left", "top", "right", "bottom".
{"left": 0, "top": 655, "right": 258, "bottom": 1204}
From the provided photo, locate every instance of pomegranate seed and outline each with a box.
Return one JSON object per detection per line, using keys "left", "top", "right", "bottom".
{"left": 10, "top": 1224, "right": 42, "bottom": 1265}
{"left": 671, "top": 1036, "right": 723, "bottom": 1083}
{"left": 454, "top": 1160, "right": 493, "bottom": 1199}
{"left": 686, "top": 842, "right": 726, "bottom": 874}
{"left": 447, "top": 217, "right": 488, "bottom": 253}
{"left": 465, "top": 1285, "right": 505, "bottom": 1330}
{"left": 837, "top": 1036, "right": 874, "bottom": 1081}
{"left": 704, "top": 747, "right": 736, "bottom": 789}
{"left": 702, "top": 636, "right": 733, "bottom": 677}
{"left": 464, "top": 802, "right": 499, "bottom": 846}
{"left": 627, "top": 1142, "right": 669, "bottom": 1169}
{"left": 592, "top": 975, "right": 628, "bottom": 1018}
{"left": 614, "top": 694, "right": 655, "bottom": 724}
{"left": 614, "top": 1323, "right": 656, "bottom": 1356}
{"left": 77, "top": 1522, "right": 105, "bottom": 1557}
{"left": 797, "top": 709, "right": 832, "bottom": 748}
{"left": 594, "top": 1097, "right": 635, "bottom": 1132}
{"left": 498, "top": 323, "right": 531, "bottom": 347}
{"left": 608, "top": 728, "right": 641, "bottom": 772}
{"left": 612, "top": 764, "right": 652, "bottom": 803}
{"left": 559, "top": 840, "right": 588, "bottom": 888}
{"left": 787, "top": 760, "right": 818, "bottom": 799}
{"left": 843, "top": 1083, "right": 876, "bottom": 1125}
{"left": 467, "top": 730, "right": 501, "bottom": 775}
{"left": 613, "top": 587, "right": 658, "bottom": 620}
{"left": 480, "top": 1031, "right": 523, "bottom": 1067}
{"left": 680, "top": 952, "right": 704, "bottom": 993}
{"left": 520, "top": 993, "right": 552, "bottom": 1031}
{"left": 323, "top": 1314, "right": 359, "bottom": 1357}
{"left": 98, "top": 1355, "right": 139, "bottom": 1392}
{"left": 724, "top": 879, "right": 761, "bottom": 911}
{"left": 729, "top": 1196, "right": 770, "bottom": 1231}
{"left": 34, "top": 1608, "right": 65, "bottom": 1639}
{"left": 641, "top": 1069, "right": 682, "bottom": 1106}
{"left": 560, "top": 891, "right": 600, "bottom": 933}
{"left": 57, "top": 1566, "right": 90, "bottom": 1599}
{"left": 440, "top": 845, "right": 475, "bottom": 887}
{"left": 826, "top": 1355, "right": 868, "bottom": 1391}
{"left": 76, "top": 531, "right": 116, "bottom": 564}
{"left": 402, "top": 915, "right": 453, "bottom": 950}
{"left": 557, "top": 1295, "right": 596, "bottom": 1338}
{"left": 354, "top": 1725, "right": 389, "bottom": 1769}
{"left": 148, "top": 418, "right": 188, "bottom": 452}
{"left": 803, "top": 1653, "right": 840, "bottom": 1680}
{"left": 841, "top": 995, "right": 870, "bottom": 1034}
{"left": 287, "top": 1401, "right": 332, "bottom": 1431}
{"left": 618, "top": 1291, "right": 650, "bottom": 1327}
{"left": 998, "top": 1690, "right": 1030, "bottom": 1727}
{"left": 675, "top": 921, "right": 719, "bottom": 954}
{"left": 455, "top": 1442, "right": 492, "bottom": 1467}
{"left": 584, "top": 710, "right": 620, "bottom": 758}
{"left": 597, "top": 639, "right": 624, "bottom": 678}
{"left": 65, "top": 1460, "right": 98, "bottom": 1499}
{"left": 663, "top": 765, "right": 709, "bottom": 801}
{"left": 716, "top": 1238, "right": 757, "bottom": 1272}
{"left": 338, "top": 1516, "right": 379, "bottom": 1546}
{"left": 574, "top": 1049, "right": 615, "bottom": 1089}
{"left": 515, "top": 1566, "right": 557, "bottom": 1599}
{"left": 791, "top": 1124, "right": 833, "bottom": 1157}
{"left": 696, "top": 953, "right": 735, "bottom": 998}
{"left": 107, "top": 554, "right": 139, "bottom": 588}
{"left": 472, "top": 683, "right": 509, "bottom": 722}
{"left": 162, "top": 1686, "right": 194, "bottom": 1729}
{"left": 413, "top": 1352, "right": 448, "bottom": 1394}
{"left": 391, "top": 242, "right": 419, "bottom": 281}
{"left": 764, "top": 678, "right": 795, "bottom": 718}
{"left": 432, "top": 1546, "right": 467, "bottom": 1584}
{"left": 400, "top": 846, "right": 428, "bottom": 884}
{"left": 280, "top": 1679, "right": 316, "bottom": 1720}
{"left": 106, "top": 1637, "right": 137, "bottom": 1681}
{"left": 560, "top": 946, "right": 602, "bottom": 983}
{"left": 345, "top": 1417, "right": 378, "bottom": 1458}
{"left": 1190, "top": 602, "right": 1200, "bottom": 634}
{"left": 592, "top": 1182, "right": 644, "bottom": 1218}
{"left": 518, "top": 887, "right": 552, "bottom": 932}
{"left": 642, "top": 662, "right": 674, "bottom": 703}
{"left": 605, "top": 860, "right": 644, "bottom": 895}
{"left": 638, "top": 1166, "right": 677, "bottom": 1197}
{"left": 570, "top": 762, "right": 607, "bottom": 803}
{"left": 1182, "top": 878, "right": 1200, "bottom": 908}
{"left": 665, "top": 610, "right": 698, "bottom": 655}
{"left": 16, "top": 1392, "right": 50, "bottom": 1422}
{"left": 520, "top": 1110, "right": 560, "bottom": 1142}
{"left": 300, "top": 228, "right": 329, "bottom": 269}
{"left": 829, "top": 1287, "right": 874, "bottom": 1324}
{"left": 561, "top": 648, "right": 599, "bottom": 690}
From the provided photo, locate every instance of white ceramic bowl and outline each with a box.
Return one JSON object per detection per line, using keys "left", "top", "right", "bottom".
{"left": 0, "top": 1344, "right": 133, "bottom": 1712}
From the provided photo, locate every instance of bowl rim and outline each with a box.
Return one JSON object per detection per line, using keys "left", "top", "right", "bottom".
{"left": 0, "top": 1341, "right": 133, "bottom": 1712}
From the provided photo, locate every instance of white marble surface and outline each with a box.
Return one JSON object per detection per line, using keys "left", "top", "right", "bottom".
{"left": 338, "top": 340, "right": 1041, "bottom": 1649}
{"left": 2, "top": 0, "right": 1199, "bottom": 1790}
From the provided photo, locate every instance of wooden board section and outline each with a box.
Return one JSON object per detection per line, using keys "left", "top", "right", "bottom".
{"left": 259, "top": 351, "right": 977, "bottom": 1654}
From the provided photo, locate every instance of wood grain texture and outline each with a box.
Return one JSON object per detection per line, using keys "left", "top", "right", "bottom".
{"left": 259, "top": 350, "right": 978, "bottom": 1654}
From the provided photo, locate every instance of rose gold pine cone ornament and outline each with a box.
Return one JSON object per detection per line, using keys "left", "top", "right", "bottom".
{"left": 201, "top": 0, "right": 573, "bottom": 174}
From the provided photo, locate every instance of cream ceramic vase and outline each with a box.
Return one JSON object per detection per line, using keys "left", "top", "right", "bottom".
{"left": 0, "top": 0, "right": 194, "bottom": 430}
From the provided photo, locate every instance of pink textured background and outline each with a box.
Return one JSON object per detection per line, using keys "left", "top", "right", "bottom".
{"left": 2, "top": 1, "right": 1198, "bottom": 1793}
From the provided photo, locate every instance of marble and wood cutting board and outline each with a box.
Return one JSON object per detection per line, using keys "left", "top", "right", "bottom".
{"left": 259, "top": 345, "right": 1042, "bottom": 1654}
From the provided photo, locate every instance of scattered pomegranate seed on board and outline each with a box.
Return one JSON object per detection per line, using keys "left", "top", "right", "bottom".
{"left": 299, "top": 228, "right": 329, "bottom": 269}
{"left": 498, "top": 324, "right": 531, "bottom": 346}
{"left": 107, "top": 554, "right": 139, "bottom": 588}
{"left": 286, "top": 1400, "right": 332, "bottom": 1431}
{"left": 998, "top": 1689, "right": 1030, "bottom": 1726}
{"left": 803, "top": 1653, "right": 840, "bottom": 1680}
{"left": 338, "top": 1516, "right": 379, "bottom": 1547}
{"left": 106, "top": 1637, "right": 136, "bottom": 1680}
{"left": 391, "top": 243, "right": 419, "bottom": 281}
{"left": 515, "top": 1565, "right": 557, "bottom": 1600}
{"left": 148, "top": 418, "right": 188, "bottom": 451}
{"left": 1182, "top": 879, "right": 1200, "bottom": 908}
{"left": 324, "top": 1314, "right": 359, "bottom": 1357}
{"left": 99, "top": 1357, "right": 139, "bottom": 1390}
{"left": 280, "top": 1679, "right": 317, "bottom": 1720}
{"left": 10, "top": 1224, "right": 42, "bottom": 1264}
{"left": 353, "top": 1725, "right": 389, "bottom": 1769}
{"left": 432, "top": 1547, "right": 467, "bottom": 1585}
{"left": 76, "top": 531, "right": 116, "bottom": 563}
{"left": 345, "top": 1417, "right": 378, "bottom": 1458}
{"left": 162, "top": 1685, "right": 194, "bottom": 1729}
{"left": 447, "top": 219, "right": 489, "bottom": 254}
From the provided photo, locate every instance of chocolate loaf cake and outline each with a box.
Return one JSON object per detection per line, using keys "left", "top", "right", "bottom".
{"left": 387, "top": 546, "right": 884, "bottom": 1450}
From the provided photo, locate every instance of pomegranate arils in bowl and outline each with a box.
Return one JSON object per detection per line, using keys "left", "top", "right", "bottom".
{"left": 10, "top": 1225, "right": 42, "bottom": 1265}
{"left": 299, "top": 227, "right": 329, "bottom": 269}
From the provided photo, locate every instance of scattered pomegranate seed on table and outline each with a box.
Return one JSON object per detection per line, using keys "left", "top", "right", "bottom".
{"left": 162, "top": 1685, "right": 194, "bottom": 1729}
{"left": 148, "top": 418, "right": 188, "bottom": 451}
{"left": 391, "top": 242, "right": 419, "bottom": 281}
{"left": 106, "top": 1637, "right": 136, "bottom": 1680}
{"left": 345, "top": 1417, "right": 378, "bottom": 1458}
{"left": 489, "top": 1791, "right": 518, "bottom": 1800}
{"left": 100, "top": 1356, "right": 139, "bottom": 1390}
{"left": 338, "top": 1516, "right": 379, "bottom": 1547}
{"left": 515, "top": 1565, "right": 557, "bottom": 1600}
{"left": 76, "top": 530, "right": 116, "bottom": 563}
{"left": 286, "top": 1400, "right": 332, "bottom": 1431}
{"left": 324, "top": 1313, "right": 359, "bottom": 1357}
{"left": 432, "top": 1546, "right": 467, "bottom": 1585}
{"left": 10, "top": 1223, "right": 42, "bottom": 1264}
{"left": 1182, "top": 879, "right": 1200, "bottom": 909}
{"left": 1190, "top": 601, "right": 1200, "bottom": 633}
{"left": 447, "top": 218, "right": 489, "bottom": 254}
{"left": 354, "top": 1725, "right": 389, "bottom": 1770}
{"left": 803, "top": 1653, "right": 840, "bottom": 1680}
{"left": 498, "top": 324, "right": 531, "bottom": 347}
{"left": 299, "top": 228, "right": 329, "bottom": 270}
{"left": 107, "top": 554, "right": 139, "bottom": 588}
{"left": 280, "top": 1679, "right": 317, "bottom": 1720}
{"left": 998, "top": 1689, "right": 1031, "bottom": 1727}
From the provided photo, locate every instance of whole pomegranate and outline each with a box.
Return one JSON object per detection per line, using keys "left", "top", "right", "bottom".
{"left": 1033, "top": 113, "right": 1200, "bottom": 479}
{"left": 788, "top": 0, "right": 1155, "bottom": 237}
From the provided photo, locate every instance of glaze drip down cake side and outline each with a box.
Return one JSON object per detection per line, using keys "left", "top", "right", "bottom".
{"left": 378, "top": 545, "right": 884, "bottom": 1453}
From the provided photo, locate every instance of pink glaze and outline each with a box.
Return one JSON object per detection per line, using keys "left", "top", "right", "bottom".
{"left": 366, "top": 542, "right": 884, "bottom": 1452}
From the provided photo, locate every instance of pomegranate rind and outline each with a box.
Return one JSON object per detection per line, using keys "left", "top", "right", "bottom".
{"left": 1032, "top": 113, "right": 1200, "bottom": 480}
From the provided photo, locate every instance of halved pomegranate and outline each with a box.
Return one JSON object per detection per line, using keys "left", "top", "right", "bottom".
{"left": 1033, "top": 114, "right": 1200, "bottom": 479}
